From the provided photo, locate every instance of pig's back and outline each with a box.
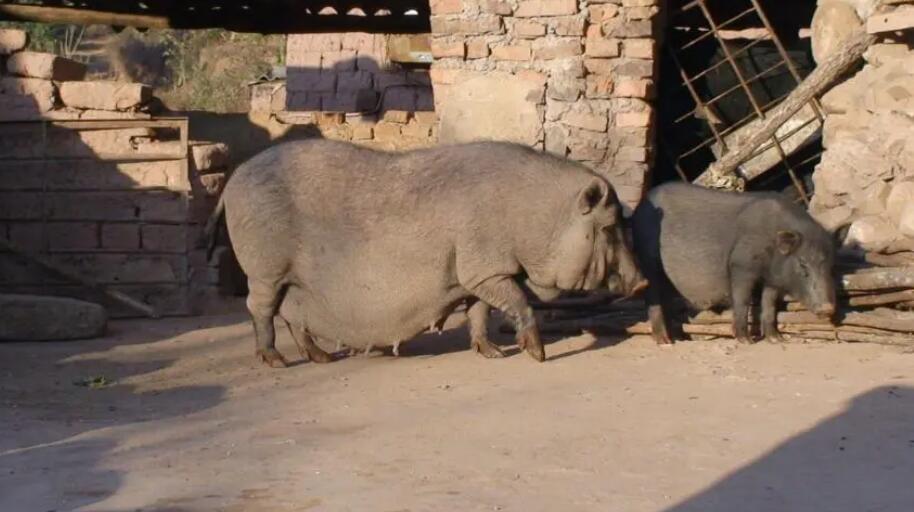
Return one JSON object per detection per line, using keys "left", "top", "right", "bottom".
{"left": 642, "top": 183, "right": 755, "bottom": 309}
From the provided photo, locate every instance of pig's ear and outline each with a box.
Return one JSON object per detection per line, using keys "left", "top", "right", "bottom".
{"left": 776, "top": 230, "right": 802, "bottom": 255}
{"left": 578, "top": 178, "right": 609, "bottom": 215}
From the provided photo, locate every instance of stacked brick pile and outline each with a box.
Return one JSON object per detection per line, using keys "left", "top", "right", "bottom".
{"left": 429, "top": 0, "right": 659, "bottom": 211}
{"left": 0, "top": 28, "right": 227, "bottom": 316}
{"left": 807, "top": 1, "right": 914, "bottom": 253}
{"left": 283, "top": 33, "right": 434, "bottom": 113}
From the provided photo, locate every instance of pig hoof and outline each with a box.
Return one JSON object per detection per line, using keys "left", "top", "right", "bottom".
{"left": 256, "top": 348, "right": 289, "bottom": 368}
{"left": 471, "top": 338, "right": 506, "bottom": 359}
{"left": 516, "top": 327, "right": 546, "bottom": 362}
{"left": 308, "top": 346, "right": 334, "bottom": 364}
{"left": 764, "top": 333, "right": 785, "bottom": 344}
{"left": 653, "top": 334, "right": 674, "bottom": 345}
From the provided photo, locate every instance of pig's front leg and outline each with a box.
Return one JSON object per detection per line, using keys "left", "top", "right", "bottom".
{"left": 730, "top": 276, "right": 756, "bottom": 344}
{"left": 760, "top": 286, "right": 784, "bottom": 343}
{"left": 470, "top": 276, "right": 545, "bottom": 362}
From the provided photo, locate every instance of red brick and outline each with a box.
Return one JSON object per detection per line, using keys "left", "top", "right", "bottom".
{"left": 586, "top": 24, "right": 603, "bottom": 39}
{"left": 515, "top": 20, "right": 547, "bottom": 38}
{"left": 466, "top": 39, "right": 491, "bottom": 59}
{"left": 515, "top": 0, "right": 578, "bottom": 17}
{"left": 616, "top": 110, "right": 652, "bottom": 127}
{"left": 586, "top": 75, "right": 614, "bottom": 98}
{"left": 414, "top": 111, "right": 439, "bottom": 125}
{"left": 492, "top": 43, "right": 532, "bottom": 61}
{"left": 624, "top": 39, "right": 655, "bottom": 59}
{"left": 341, "top": 33, "right": 378, "bottom": 51}
{"left": 589, "top": 4, "right": 619, "bottom": 22}
{"left": 623, "top": 0, "right": 657, "bottom": 6}
{"left": 562, "top": 111, "right": 608, "bottom": 132}
{"left": 585, "top": 38, "right": 621, "bottom": 57}
{"left": 533, "top": 38, "right": 582, "bottom": 59}
{"left": 608, "top": 20, "right": 652, "bottom": 37}
{"left": 462, "top": 15, "right": 504, "bottom": 34}
{"left": 287, "top": 34, "right": 341, "bottom": 54}
{"left": 430, "top": 0, "right": 463, "bottom": 14}
{"left": 0, "top": 28, "right": 27, "bottom": 55}
{"left": 286, "top": 49, "right": 321, "bottom": 68}
{"left": 101, "top": 224, "right": 140, "bottom": 251}
{"left": 613, "top": 79, "right": 653, "bottom": 98}
{"left": 6, "top": 222, "right": 45, "bottom": 251}
{"left": 431, "top": 39, "right": 466, "bottom": 58}
{"left": 614, "top": 59, "right": 653, "bottom": 78}
{"left": 321, "top": 50, "right": 357, "bottom": 71}
{"left": 6, "top": 52, "right": 86, "bottom": 81}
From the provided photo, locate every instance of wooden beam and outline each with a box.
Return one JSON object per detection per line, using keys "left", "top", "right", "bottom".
{"left": 867, "top": 7, "right": 914, "bottom": 33}
{"left": 0, "top": 4, "right": 171, "bottom": 29}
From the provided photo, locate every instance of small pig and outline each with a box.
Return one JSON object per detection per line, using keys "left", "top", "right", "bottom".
{"left": 630, "top": 182, "right": 836, "bottom": 344}
{"left": 212, "top": 139, "right": 646, "bottom": 367}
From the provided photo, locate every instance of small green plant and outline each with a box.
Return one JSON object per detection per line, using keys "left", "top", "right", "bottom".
{"left": 73, "top": 375, "right": 114, "bottom": 389}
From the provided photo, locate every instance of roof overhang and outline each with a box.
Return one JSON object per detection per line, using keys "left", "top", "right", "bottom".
{"left": 0, "top": 1, "right": 431, "bottom": 34}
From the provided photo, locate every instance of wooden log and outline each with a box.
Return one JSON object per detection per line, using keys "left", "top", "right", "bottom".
{"left": 847, "top": 289, "right": 914, "bottom": 307}
{"left": 864, "top": 251, "right": 914, "bottom": 267}
{"left": 694, "top": 27, "right": 876, "bottom": 188}
{"left": 842, "top": 268, "right": 914, "bottom": 291}
{"left": 0, "top": 237, "right": 159, "bottom": 318}
{"left": 841, "top": 310, "right": 914, "bottom": 333}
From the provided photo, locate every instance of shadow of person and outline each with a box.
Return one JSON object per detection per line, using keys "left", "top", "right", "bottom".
{"left": 665, "top": 385, "right": 914, "bottom": 512}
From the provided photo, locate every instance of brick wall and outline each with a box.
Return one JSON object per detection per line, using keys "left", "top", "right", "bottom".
{"left": 429, "top": 0, "right": 660, "bottom": 211}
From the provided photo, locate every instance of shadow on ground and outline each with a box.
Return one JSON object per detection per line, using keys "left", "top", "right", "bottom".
{"left": 0, "top": 315, "right": 237, "bottom": 510}
{"left": 666, "top": 385, "right": 914, "bottom": 512}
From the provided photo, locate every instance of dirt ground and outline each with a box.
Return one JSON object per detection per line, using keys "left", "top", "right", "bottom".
{"left": 2, "top": 303, "right": 914, "bottom": 512}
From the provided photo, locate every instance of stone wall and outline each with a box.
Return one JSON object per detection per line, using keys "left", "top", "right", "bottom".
{"left": 429, "top": 0, "right": 659, "bottom": 211}
{"left": 808, "top": 1, "right": 914, "bottom": 252}
{"left": 0, "top": 28, "right": 227, "bottom": 316}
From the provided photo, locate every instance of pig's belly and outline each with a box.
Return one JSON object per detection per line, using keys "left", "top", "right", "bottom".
{"left": 661, "top": 248, "right": 731, "bottom": 310}
{"left": 290, "top": 242, "right": 468, "bottom": 348}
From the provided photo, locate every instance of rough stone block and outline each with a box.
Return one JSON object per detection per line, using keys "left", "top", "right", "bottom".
{"left": 615, "top": 146, "right": 648, "bottom": 162}
{"left": 586, "top": 75, "right": 614, "bottom": 98}
{"left": 589, "top": 4, "right": 620, "bottom": 22}
{"left": 516, "top": 0, "right": 578, "bottom": 17}
{"left": 563, "top": 111, "right": 608, "bottom": 132}
{"left": 0, "top": 294, "right": 106, "bottom": 341}
{"left": 374, "top": 121, "right": 403, "bottom": 141}
{"left": 547, "top": 77, "right": 584, "bottom": 101}
{"left": 0, "top": 28, "right": 27, "bottom": 55}
{"left": 812, "top": 2, "right": 862, "bottom": 64}
{"left": 351, "top": 123, "right": 374, "bottom": 140}
{"left": 383, "top": 110, "right": 411, "bottom": 123}
{"left": 886, "top": 181, "right": 914, "bottom": 225}
{"left": 607, "top": 19, "right": 652, "bottom": 37}
{"left": 614, "top": 59, "right": 653, "bottom": 78}
{"left": 568, "top": 143, "right": 606, "bottom": 161}
{"left": 845, "top": 215, "right": 896, "bottom": 252}
{"left": 402, "top": 121, "right": 433, "bottom": 139}
{"left": 627, "top": 6, "right": 658, "bottom": 19}
{"left": 198, "top": 173, "right": 226, "bottom": 197}
{"left": 544, "top": 124, "right": 568, "bottom": 156}
{"left": 551, "top": 16, "right": 587, "bottom": 36}
{"left": 6, "top": 51, "right": 86, "bottom": 81}
{"left": 58, "top": 81, "right": 151, "bottom": 111}
{"left": 190, "top": 142, "right": 229, "bottom": 173}
{"left": 438, "top": 72, "right": 543, "bottom": 145}
{"left": 480, "top": 0, "right": 513, "bottom": 15}
{"left": 899, "top": 203, "right": 914, "bottom": 238}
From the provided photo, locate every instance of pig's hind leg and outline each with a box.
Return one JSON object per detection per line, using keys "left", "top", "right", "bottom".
{"left": 466, "top": 299, "right": 506, "bottom": 358}
{"left": 246, "top": 278, "right": 288, "bottom": 368}
{"left": 282, "top": 319, "right": 333, "bottom": 363}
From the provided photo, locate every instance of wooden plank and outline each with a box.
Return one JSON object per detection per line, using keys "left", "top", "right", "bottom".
{"left": 867, "top": 7, "right": 914, "bottom": 34}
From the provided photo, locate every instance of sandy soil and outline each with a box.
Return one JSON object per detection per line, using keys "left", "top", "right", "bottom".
{"left": 2, "top": 304, "right": 914, "bottom": 512}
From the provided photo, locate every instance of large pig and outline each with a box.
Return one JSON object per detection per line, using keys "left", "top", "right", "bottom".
{"left": 630, "top": 182, "right": 836, "bottom": 345}
{"left": 212, "top": 139, "right": 645, "bottom": 367}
